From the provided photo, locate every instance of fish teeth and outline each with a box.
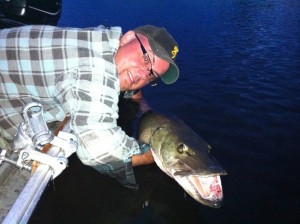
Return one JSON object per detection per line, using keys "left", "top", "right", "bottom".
{"left": 181, "top": 175, "right": 223, "bottom": 201}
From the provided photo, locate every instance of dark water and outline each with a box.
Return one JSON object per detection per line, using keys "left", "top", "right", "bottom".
{"left": 30, "top": 0, "right": 300, "bottom": 223}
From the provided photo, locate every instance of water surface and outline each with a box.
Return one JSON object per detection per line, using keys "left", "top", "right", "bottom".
{"left": 30, "top": 1, "right": 300, "bottom": 223}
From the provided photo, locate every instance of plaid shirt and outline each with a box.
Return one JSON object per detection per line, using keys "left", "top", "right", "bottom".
{"left": 0, "top": 25, "right": 142, "bottom": 188}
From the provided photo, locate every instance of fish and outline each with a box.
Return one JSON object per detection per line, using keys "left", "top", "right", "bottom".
{"left": 138, "top": 110, "right": 227, "bottom": 208}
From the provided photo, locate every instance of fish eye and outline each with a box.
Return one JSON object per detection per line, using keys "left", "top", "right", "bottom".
{"left": 176, "top": 143, "right": 185, "bottom": 154}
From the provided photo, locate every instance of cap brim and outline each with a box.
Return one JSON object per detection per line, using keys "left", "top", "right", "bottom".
{"left": 160, "top": 63, "right": 179, "bottom": 84}
{"left": 148, "top": 41, "right": 179, "bottom": 84}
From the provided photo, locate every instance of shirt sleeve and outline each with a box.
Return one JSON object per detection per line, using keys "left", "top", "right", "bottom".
{"left": 63, "top": 54, "right": 143, "bottom": 189}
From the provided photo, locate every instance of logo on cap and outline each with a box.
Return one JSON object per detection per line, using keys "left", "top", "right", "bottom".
{"left": 171, "top": 46, "right": 179, "bottom": 59}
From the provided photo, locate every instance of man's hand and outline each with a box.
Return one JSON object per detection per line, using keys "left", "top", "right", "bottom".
{"left": 132, "top": 149, "right": 154, "bottom": 166}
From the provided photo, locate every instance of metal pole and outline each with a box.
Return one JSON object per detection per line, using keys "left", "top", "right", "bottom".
{"left": 3, "top": 120, "right": 71, "bottom": 224}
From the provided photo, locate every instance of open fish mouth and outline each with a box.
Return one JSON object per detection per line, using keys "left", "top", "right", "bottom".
{"left": 174, "top": 175, "right": 223, "bottom": 208}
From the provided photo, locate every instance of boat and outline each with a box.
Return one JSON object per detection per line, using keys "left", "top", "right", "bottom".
{"left": 0, "top": 0, "right": 62, "bottom": 28}
{"left": 1, "top": 119, "right": 75, "bottom": 223}
{"left": 0, "top": 2, "right": 63, "bottom": 222}
{"left": 0, "top": 104, "right": 75, "bottom": 223}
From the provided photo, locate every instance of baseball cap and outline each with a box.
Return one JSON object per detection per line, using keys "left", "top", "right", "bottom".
{"left": 134, "top": 25, "right": 179, "bottom": 84}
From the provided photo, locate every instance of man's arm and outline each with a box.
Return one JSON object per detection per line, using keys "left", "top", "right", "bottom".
{"left": 130, "top": 90, "right": 154, "bottom": 166}
{"left": 132, "top": 149, "right": 154, "bottom": 166}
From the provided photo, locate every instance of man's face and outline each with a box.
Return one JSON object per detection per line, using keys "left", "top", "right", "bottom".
{"left": 115, "top": 32, "right": 170, "bottom": 91}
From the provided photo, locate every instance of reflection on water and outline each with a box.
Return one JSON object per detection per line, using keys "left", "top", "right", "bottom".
{"left": 30, "top": 0, "right": 299, "bottom": 223}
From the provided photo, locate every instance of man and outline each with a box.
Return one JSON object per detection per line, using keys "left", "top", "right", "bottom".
{"left": 0, "top": 24, "right": 179, "bottom": 189}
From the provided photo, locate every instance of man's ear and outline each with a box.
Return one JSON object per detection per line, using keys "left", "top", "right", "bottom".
{"left": 120, "top": 31, "right": 136, "bottom": 46}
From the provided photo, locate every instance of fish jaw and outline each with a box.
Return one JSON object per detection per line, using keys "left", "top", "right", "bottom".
{"left": 173, "top": 174, "right": 224, "bottom": 208}
{"left": 152, "top": 149, "right": 224, "bottom": 208}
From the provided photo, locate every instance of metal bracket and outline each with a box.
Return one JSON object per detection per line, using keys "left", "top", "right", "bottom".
{"left": 50, "top": 131, "right": 77, "bottom": 158}
{"left": 15, "top": 131, "right": 77, "bottom": 179}
{"left": 5, "top": 102, "right": 78, "bottom": 179}
{"left": 13, "top": 102, "right": 54, "bottom": 150}
{"left": 0, "top": 148, "right": 32, "bottom": 170}
{"left": 17, "top": 149, "right": 67, "bottom": 179}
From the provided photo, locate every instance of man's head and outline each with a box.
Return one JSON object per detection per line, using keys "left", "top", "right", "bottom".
{"left": 115, "top": 25, "right": 179, "bottom": 91}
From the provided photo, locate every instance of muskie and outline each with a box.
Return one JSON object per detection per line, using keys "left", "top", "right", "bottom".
{"left": 138, "top": 111, "right": 227, "bottom": 208}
